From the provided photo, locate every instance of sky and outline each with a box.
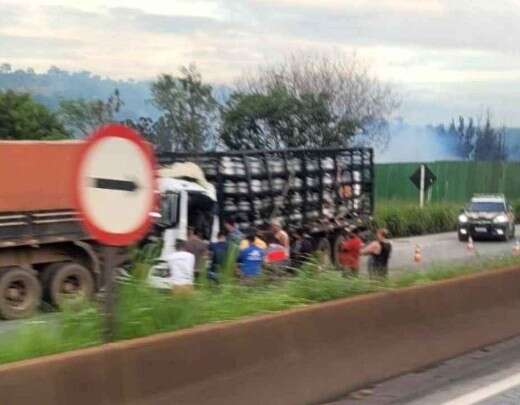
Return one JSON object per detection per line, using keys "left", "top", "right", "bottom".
{"left": 2, "top": 0, "right": 520, "bottom": 125}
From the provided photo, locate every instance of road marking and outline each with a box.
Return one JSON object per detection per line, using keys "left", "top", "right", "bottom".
{"left": 443, "top": 370, "right": 520, "bottom": 405}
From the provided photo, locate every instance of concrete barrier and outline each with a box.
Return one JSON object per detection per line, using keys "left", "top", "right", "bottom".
{"left": 2, "top": 267, "right": 520, "bottom": 405}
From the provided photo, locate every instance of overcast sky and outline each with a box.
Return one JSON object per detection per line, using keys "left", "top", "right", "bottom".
{"left": 2, "top": 0, "right": 520, "bottom": 125}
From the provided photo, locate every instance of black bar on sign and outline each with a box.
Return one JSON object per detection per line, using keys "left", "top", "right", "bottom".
{"left": 92, "top": 178, "right": 138, "bottom": 192}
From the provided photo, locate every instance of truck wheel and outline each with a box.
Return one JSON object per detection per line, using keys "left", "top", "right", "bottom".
{"left": 316, "top": 238, "right": 332, "bottom": 267}
{"left": 0, "top": 268, "right": 42, "bottom": 320}
{"left": 49, "top": 263, "right": 95, "bottom": 308}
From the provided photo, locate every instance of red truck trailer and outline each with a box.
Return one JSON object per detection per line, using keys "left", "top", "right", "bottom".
{"left": 0, "top": 141, "right": 104, "bottom": 319}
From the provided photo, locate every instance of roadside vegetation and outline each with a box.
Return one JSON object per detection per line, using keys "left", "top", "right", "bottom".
{"left": 374, "top": 201, "right": 460, "bottom": 237}
{"left": 2, "top": 254, "right": 520, "bottom": 366}
{"left": 374, "top": 200, "right": 520, "bottom": 238}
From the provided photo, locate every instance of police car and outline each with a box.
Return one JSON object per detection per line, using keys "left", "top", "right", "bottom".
{"left": 458, "top": 194, "right": 515, "bottom": 241}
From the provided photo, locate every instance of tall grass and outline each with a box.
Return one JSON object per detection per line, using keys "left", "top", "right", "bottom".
{"left": 375, "top": 201, "right": 459, "bottom": 237}
{"left": 2, "top": 254, "right": 520, "bottom": 365}
{"left": 0, "top": 301, "right": 102, "bottom": 365}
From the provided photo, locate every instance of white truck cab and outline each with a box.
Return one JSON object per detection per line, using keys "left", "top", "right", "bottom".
{"left": 148, "top": 163, "right": 219, "bottom": 289}
{"left": 157, "top": 163, "right": 219, "bottom": 257}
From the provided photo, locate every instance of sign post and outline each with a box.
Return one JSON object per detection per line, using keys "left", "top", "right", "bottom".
{"left": 420, "top": 164, "right": 425, "bottom": 208}
{"left": 73, "top": 124, "right": 156, "bottom": 341}
{"left": 410, "top": 164, "right": 437, "bottom": 209}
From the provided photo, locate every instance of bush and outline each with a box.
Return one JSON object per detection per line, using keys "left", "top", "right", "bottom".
{"left": 512, "top": 200, "right": 520, "bottom": 223}
{"left": 375, "top": 202, "right": 459, "bottom": 238}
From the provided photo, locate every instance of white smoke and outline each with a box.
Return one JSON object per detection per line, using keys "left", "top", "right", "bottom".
{"left": 376, "top": 121, "right": 460, "bottom": 163}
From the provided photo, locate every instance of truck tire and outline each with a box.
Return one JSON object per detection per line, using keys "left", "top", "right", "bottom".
{"left": 0, "top": 268, "right": 42, "bottom": 320}
{"left": 48, "top": 262, "right": 95, "bottom": 308}
{"left": 316, "top": 238, "right": 332, "bottom": 267}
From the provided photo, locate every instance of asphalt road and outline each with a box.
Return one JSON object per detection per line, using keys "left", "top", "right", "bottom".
{"left": 324, "top": 335, "right": 520, "bottom": 405}
{"left": 385, "top": 226, "right": 520, "bottom": 272}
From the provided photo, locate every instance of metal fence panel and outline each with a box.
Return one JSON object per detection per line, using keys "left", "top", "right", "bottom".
{"left": 376, "top": 161, "right": 520, "bottom": 203}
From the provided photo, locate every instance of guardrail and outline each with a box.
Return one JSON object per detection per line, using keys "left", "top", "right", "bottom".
{"left": 2, "top": 266, "right": 520, "bottom": 405}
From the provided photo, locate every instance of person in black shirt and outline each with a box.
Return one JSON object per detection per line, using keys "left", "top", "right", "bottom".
{"left": 208, "top": 231, "right": 228, "bottom": 284}
{"left": 291, "top": 230, "right": 314, "bottom": 268}
{"left": 361, "top": 228, "right": 392, "bottom": 279}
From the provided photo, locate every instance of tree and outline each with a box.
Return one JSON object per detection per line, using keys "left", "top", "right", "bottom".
{"left": 434, "top": 113, "right": 505, "bottom": 161}
{"left": 0, "top": 90, "right": 69, "bottom": 140}
{"left": 474, "top": 114, "right": 506, "bottom": 161}
{"left": 221, "top": 87, "right": 355, "bottom": 149}
{"left": 221, "top": 53, "right": 399, "bottom": 150}
{"left": 58, "top": 89, "right": 123, "bottom": 136}
{"left": 462, "top": 117, "right": 475, "bottom": 159}
{"left": 123, "top": 116, "right": 173, "bottom": 152}
{"left": 150, "top": 65, "right": 218, "bottom": 152}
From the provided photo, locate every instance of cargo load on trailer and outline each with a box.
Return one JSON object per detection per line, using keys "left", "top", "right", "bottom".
{"left": 157, "top": 148, "right": 374, "bottom": 232}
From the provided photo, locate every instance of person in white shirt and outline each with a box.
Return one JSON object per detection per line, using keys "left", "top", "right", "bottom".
{"left": 148, "top": 239, "right": 195, "bottom": 292}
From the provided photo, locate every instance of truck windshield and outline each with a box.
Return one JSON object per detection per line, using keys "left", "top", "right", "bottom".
{"left": 469, "top": 202, "right": 505, "bottom": 212}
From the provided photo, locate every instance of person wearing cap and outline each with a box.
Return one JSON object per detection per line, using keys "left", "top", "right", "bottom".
{"left": 271, "top": 219, "right": 290, "bottom": 255}
{"left": 338, "top": 227, "right": 364, "bottom": 277}
{"left": 361, "top": 228, "right": 392, "bottom": 279}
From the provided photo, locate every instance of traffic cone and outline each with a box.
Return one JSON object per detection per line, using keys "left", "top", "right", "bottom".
{"left": 513, "top": 240, "right": 520, "bottom": 256}
{"left": 414, "top": 244, "right": 422, "bottom": 263}
{"left": 467, "top": 236, "right": 474, "bottom": 251}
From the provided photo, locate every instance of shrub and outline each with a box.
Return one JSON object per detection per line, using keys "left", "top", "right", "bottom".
{"left": 375, "top": 202, "right": 459, "bottom": 237}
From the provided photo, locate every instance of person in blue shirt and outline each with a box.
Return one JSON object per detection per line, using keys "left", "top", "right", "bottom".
{"left": 236, "top": 230, "right": 265, "bottom": 281}
{"left": 208, "top": 231, "right": 228, "bottom": 284}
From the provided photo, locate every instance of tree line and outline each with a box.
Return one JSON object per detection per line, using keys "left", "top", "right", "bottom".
{"left": 0, "top": 54, "right": 399, "bottom": 152}
{"left": 429, "top": 114, "right": 507, "bottom": 161}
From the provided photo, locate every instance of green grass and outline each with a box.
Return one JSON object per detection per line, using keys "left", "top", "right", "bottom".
{"left": 2, "top": 255, "right": 520, "bottom": 365}
{"left": 0, "top": 301, "right": 102, "bottom": 365}
{"left": 375, "top": 201, "right": 460, "bottom": 237}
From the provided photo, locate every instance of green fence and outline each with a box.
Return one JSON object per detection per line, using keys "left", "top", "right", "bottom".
{"left": 376, "top": 161, "right": 520, "bottom": 203}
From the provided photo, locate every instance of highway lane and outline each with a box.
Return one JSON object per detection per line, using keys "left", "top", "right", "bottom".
{"left": 385, "top": 226, "right": 520, "bottom": 272}
{"left": 325, "top": 335, "right": 520, "bottom": 405}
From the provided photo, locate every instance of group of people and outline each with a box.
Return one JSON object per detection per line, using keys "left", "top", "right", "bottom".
{"left": 158, "top": 218, "right": 294, "bottom": 291}
{"left": 156, "top": 218, "right": 392, "bottom": 292}
{"left": 338, "top": 227, "right": 392, "bottom": 279}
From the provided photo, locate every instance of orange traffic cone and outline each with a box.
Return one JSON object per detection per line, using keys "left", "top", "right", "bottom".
{"left": 414, "top": 244, "right": 422, "bottom": 263}
{"left": 513, "top": 240, "right": 520, "bottom": 256}
{"left": 467, "top": 236, "right": 474, "bottom": 251}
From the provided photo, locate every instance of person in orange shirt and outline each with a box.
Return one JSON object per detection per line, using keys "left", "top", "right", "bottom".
{"left": 338, "top": 227, "right": 364, "bottom": 277}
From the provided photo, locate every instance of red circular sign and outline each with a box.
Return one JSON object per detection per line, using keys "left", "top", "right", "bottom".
{"left": 73, "top": 124, "right": 157, "bottom": 246}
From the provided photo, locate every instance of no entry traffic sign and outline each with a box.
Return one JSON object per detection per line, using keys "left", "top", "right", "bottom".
{"left": 73, "top": 124, "right": 157, "bottom": 246}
